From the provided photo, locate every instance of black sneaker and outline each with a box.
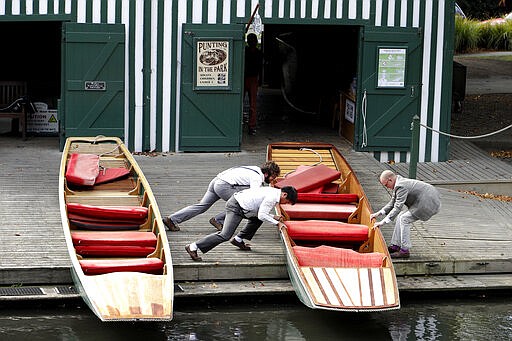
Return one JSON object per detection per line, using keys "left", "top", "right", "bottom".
{"left": 249, "top": 129, "right": 257, "bottom": 136}
{"left": 230, "top": 238, "right": 251, "bottom": 251}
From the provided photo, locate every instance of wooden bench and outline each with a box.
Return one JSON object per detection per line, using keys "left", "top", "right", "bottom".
{"left": 0, "top": 81, "right": 28, "bottom": 140}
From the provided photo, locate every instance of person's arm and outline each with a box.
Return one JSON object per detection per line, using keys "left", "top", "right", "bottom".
{"left": 257, "top": 197, "right": 280, "bottom": 225}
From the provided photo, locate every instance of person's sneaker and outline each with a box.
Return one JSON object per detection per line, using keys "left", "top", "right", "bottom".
{"left": 209, "top": 217, "right": 223, "bottom": 231}
{"left": 390, "top": 249, "right": 410, "bottom": 259}
{"left": 163, "top": 217, "right": 180, "bottom": 231}
{"left": 388, "top": 244, "right": 400, "bottom": 253}
{"left": 230, "top": 238, "right": 251, "bottom": 251}
{"left": 249, "top": 129, "right": 257, "bottom": 136}
{"left": 185, "top": 244, "right": 202, "bottom": 261}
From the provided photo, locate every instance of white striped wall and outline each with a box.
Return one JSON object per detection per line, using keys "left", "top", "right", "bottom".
{"left": 0, "top": 0, "right": 453, "bottom": 162}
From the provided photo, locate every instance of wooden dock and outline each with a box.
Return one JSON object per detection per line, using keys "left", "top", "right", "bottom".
{"left": 0, "top": 134, "right": 511, "bottom": 300}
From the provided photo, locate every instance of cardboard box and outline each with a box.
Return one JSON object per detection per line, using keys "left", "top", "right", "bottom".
{"left": 27, "top": 110, "right": 58, "bottom": 135}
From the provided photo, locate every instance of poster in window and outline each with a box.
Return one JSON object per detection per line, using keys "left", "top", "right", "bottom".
{"left": 377, "top": 48, "right": 406, "bottom": 88}
{"left": 195, "top": 39, "right": 231, "bottom": 90}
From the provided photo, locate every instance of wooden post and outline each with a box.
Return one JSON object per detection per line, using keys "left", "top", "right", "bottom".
{"left": 409, "top": 115, "right": 420, "bottom": 179}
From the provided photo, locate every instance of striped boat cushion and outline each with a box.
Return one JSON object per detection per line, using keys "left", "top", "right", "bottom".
{"left": 79, "top": 258, "right": 164, "bottom": 275}
{"left": 66, "top": 153, "right": 99, "bottom": 186}
{"left": 275, "top": 164, "right": 341, "bottom": 192}
{"left": 285, "top": 220, "right": 368, "bottom": 242}
{"left": 281, "top": 203, "right": 357, "bottom": 220}
{"left": 293, "top": 245, "right": 385, "bottom": 268}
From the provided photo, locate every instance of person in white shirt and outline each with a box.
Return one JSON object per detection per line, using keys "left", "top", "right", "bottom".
{"left": 185, "top": 186, "right": 297, "bottom": 261}
{"left": 163, "top": 161, "right": 281, "bottom": 231}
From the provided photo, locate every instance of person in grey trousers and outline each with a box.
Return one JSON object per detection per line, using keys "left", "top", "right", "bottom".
{"left": 163, "top": 161, "right": 281, "bottom": 231}
{"left": 185, "top": 186, "right": 297, "bottom": 261}
{"left": 371, "top": 170, "right": 441, "bottom": 258}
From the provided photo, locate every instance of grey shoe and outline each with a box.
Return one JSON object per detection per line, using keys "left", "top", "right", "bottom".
{"left": 209, "top": 217, "right": 223, "bottom": 231}
{"left": 163, "top": 217, "right": 180, "bottom": 231}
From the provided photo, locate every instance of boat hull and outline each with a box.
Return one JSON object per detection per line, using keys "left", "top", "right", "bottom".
{"left": 267, "top": 142, "right": 400, "bottom": 312}
{"left": 59, "top": 136, "right": 174, "bottom": 321}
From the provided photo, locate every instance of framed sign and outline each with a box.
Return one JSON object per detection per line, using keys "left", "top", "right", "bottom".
{"left": 345, "top": 98, "right": 355, "bottom": 124}
{"left": 194, "top": 38, "right": 232, "bottom": 90}
{"left": 377, "top": 48, "right": 406, "bottom": 88}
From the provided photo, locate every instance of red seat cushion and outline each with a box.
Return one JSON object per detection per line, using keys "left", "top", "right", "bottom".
{"left": 70, "top": 218, "right": 141, "bottom": 231}
{"left": 275, "top": 164, "right": 341, "bottom": 192}
{"left": 79, "top": 258, "right": 164, "bottom": 275}
{"left": 297, "top": 193, "right": 359, "bottom": 204}
{"left": 75, "top": 245, "right": 156, "bottom": 257}
{"left": 66, "top": 154, "right": 99, "bottom": 186}
{"left": 281, "top": 203, "right": 357, "bottom": 220}
{"left": 95, "top": 167, "right": 131, "bottom": 184}
{"left": 285, "top": 220, "right": 368, "bottom": 242}
{"left": 71, "top": 231, "right": 157, "bottom": 246}
{"left": 293, "top": 245, "right": 385, "bottom": 268}
{"left": 67, "top": 203, "right": 148, "bottom": 221}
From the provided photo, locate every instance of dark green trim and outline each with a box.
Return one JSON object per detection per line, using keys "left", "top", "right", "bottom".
{"left": 169, "top": 0, "right": 179, "bottom": 151}
{"left": 85, "top": 0, "right": 93, "bottom": 23}
{"left": 438, "top": 0, "right": 455, "bottom": 161}
{"left": 115, "top": 0, "right": 123, "bottom": 24}
{"left": 143, "top": 0, "right": 152, "bottom": 150}
{"left": 155, "top": 0, "right": 165, "bottom": 152}
{"left": 127, "top": 1, "right": 136, "bottom": 150}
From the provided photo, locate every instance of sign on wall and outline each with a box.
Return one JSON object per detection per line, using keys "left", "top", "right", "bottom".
{"left": 194, "top": 39, "right": 232, "bottom": 90}
{"left": 377, "top": 48, "right": 406, "bottom": 88}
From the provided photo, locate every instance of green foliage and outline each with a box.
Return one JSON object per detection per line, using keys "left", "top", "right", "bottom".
{"left": 454, "top": 16, "right": 512, "bottom": 53}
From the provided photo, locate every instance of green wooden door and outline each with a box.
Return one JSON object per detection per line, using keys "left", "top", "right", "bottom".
{"left": 179, "top": 24, "right": 245, "bottom": 151}
{"left": 355, "top": 27, "right": 422, "bottom": 151}
{"left": 61, "top": 23, "right": 125, "bottom": 146}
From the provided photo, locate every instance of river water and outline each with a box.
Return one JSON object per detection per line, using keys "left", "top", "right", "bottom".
{"left": 0, "top": 295, "right": 511, "bottom": 340}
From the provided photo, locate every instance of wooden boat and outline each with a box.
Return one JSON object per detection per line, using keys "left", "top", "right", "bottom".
{"left": 59, "top": 136, "right": 173, "bottom": 321}
{"left": 267, "top": 142, "right": 400, "bottom": 312}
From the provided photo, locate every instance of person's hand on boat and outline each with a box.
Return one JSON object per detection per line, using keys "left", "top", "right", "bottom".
{"left": 374, "top": 216, "right": 391, "bottom": 228}
{"left": 370, "top": 209, "right": 385, "bottom": 220}
{"left": 274, "top": 215, "right": 284, "bottom": 222}
{"left": 277, "top": 222, "right": 287, "bottom": 231}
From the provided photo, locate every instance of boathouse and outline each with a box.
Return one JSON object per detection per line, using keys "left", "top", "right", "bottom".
{"left": 0, "top": 0, "right": 455, "bottom": 163}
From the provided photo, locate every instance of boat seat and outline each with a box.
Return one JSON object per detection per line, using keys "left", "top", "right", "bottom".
{"left": 285, "top": 220, "right": 368, "bottom": 242}
{"left": 66, "top": 203, "right": 148, "bottom": 221}
{"left": 66, "top": 154, "right": 99, "bottom": 186}
{"left": 275, "top": 164, "right": 341, "bottom": 192}
{"left": 293, "top": 245, "right": 386, "bottom": 268}
{"left": 281, "top": 202, "right": 357, "bottom": 220}
{"left": 70, "top": 218, "right": 141, "bottom": 231}
{"left": 79, "top": 258, "right": 164, "bottom": 275}
{"left": 72, "top": 231, "right": 157, "bottom": 257}
{"left": 297, "top": 193, "right": 359, "bottom": 204}
{"left": 66, "top": 153, "right": 130, "bottom": 186}
{"left": 72, "top": 231, "right": 157, "bottom": 246}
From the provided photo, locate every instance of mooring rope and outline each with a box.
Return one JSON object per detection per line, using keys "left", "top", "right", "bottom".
{"left": 420, "top": 122, "right": 512, "bottom": 139}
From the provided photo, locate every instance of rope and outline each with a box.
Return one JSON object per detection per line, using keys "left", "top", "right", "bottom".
{"left": 420, "top": 122, "right": 512, "bottom": 139}
{"left": 361, "top": 90, "right": 368, "bottom": 148}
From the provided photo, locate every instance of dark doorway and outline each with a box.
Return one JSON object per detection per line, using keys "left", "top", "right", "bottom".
{"left": 247, "top": 24, "right": 359, "bottom": 139}
{"left": 0, "top": 21, "right": 61, "bottom": 136}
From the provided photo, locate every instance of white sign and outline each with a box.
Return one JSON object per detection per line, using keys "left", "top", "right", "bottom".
{"left": 345, "top": 99, "right": 355, "bottom": 124}
{"left": 196, "top": 40, "right": 230, "bottom": 88}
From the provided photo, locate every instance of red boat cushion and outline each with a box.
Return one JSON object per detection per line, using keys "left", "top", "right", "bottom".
{"left": 67, "top": 203, "right": 148, "bottom": 221}
{"left": 66, "top": 153, "right": 99, "bottom": 186}
{"left": 79, "top": 258, "right": 164, "bottom": 275}
{"left": 95, "top": 167, "right": 130, "bottom": 184}
{"left": 281, "top": 203, "right": 357, "bottom": 220}
{"left": 293, "top": 245, "right": 386, "bottom": 268}
{"left": 297, "top": 193, "right": 359, "bottom": 204}
{"left": 70, "top": 219, "right": 141, "bottom": 231}
{"left": 285, "top": 220, "right": 368, "bottom": 242}
{"left": 321, "top": 182, "right": 339, "bottom": 193}
{"left": 275, "top": 164, "right": 341, "bottom": 192}
{"left": 71, "top": 231, "right": 157, "bottom": 246}
{"left": 75, "top": 245, "right": 156, "bottom": 257}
